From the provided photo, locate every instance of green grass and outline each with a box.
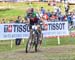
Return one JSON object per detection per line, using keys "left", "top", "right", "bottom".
{"left": 0, "top": 37, "right": 75, "bottom": 52}
{"left": 0, "top": 9, "right": 25, "bottom": 22}
{"left": 0, "top": 40, "right": 26, "bottom": 52}
{"left": 0, "top": 9, "right": 24, "bottom": 17}
{"left": 43, "top": 37, "right": 75, "bottom": 47}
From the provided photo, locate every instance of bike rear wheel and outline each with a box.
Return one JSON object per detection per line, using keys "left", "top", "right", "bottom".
{"left": 34, "top": 34, "right": 39, "bottom": 52}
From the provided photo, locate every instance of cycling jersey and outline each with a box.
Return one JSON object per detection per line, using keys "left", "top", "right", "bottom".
{"left": 26, "top": 11, "right": 40, "bottom": 29}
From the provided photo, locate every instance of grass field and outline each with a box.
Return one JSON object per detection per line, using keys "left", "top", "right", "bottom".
{"left": 0, "top": 37, "right": 74, "bottom": 50}
{"left": 0, "top": 2, "right": 75, "bottom": 60}
{"left": 0, "top": 36, "right": 75, "bottom": 52}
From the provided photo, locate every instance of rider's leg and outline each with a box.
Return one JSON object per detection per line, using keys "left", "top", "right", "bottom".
{"left": 37, "top": 25, "right": 43, "bottom": 45}
{"left": 29, "top": 25, "right": 33, "bottom": 39}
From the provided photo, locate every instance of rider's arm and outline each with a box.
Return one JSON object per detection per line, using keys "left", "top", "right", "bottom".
{"left": 26, "top": 17, "right": 30, "bottom": 24}
{"left": 24, "top": 13, "right": 30, "bottom": 24}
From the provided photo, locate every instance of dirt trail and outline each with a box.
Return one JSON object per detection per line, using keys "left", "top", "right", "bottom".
{"left": 0, "top": 45, "right": 75, "bottom": 60}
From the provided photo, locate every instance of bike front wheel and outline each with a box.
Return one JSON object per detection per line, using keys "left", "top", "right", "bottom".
{"left": 26, "top": 37, "right": 33, "bottom": 53}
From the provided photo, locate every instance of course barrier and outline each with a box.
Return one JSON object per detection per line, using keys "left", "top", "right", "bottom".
{"left": 0, "top": 21, "right": 71, "bottom": 48}
{"left": 0, "top": 22, "right": 69, "bottom": 40}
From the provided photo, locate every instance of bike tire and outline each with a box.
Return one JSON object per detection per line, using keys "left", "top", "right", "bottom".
{"left": 34, "top": 34, "right": 38, "bottom": 52}
{"left": 35, "top": 41, "right": 38, "bottom": 52}
{"left": 26, "top": 37, "right": 32, "bottom": 53}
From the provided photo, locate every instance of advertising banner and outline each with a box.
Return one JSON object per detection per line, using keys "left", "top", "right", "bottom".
{"left": 0, "top": 22, "right": 69, "bottom": 40}
{"left": 42, "top": 22, "right": 69, "bottom": 37}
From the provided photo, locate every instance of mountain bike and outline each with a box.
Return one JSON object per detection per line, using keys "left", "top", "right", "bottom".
{"left": 26, "top": 24, "right": 42, "bottom": 53}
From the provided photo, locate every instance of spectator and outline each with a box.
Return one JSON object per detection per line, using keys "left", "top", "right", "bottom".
{"left": 21, "top": 18, "right": 26, "bottom": 23}
{"left": 54, "top": 6, "right": 61, "bottom": 16}
{"left": 40, "top": 7, "right": 45, "bottom": 15}
{"left": 50, "top": 0, "right": 56, "bottom": 6}
{"left": 65, "top": 3, "right": 70, "bottom": 16}
{"left": 58, "top": 13, "right": 64, "bottom": 21}
{"left": 56, "top": 12, "right": 66, "bottom": 21}
{"left": 50, "top": 12, "right": 58, "bottom": 21}
{"left": 72, "top": 13, "right": 75, "bottom": 27}
{"left": 15, "top": 16, "right": 22, "bottom": 23}
{"left": 57, "top": 6, "right": 61, "bottom": 16}
{"left": 67, "top": 13, "right": 72, "bottom": 26}
{"left": 10, "top": 20, "right": 15, "bottom": 23}
{"left": 15, "top": 16, "right": 22, "bottom": 46}
{"left": 47, "top": 10, "right": 52, "bottom": 17}
{"left": 1, "top": 18, "right": 6, "bottom": 23}
{"left": 63, "top": 14, "right": 67, "bottom": 21}
{"left": 43, "top": 12, "right": 48, "bottom": 20}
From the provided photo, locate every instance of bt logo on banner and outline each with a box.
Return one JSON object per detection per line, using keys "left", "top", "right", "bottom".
{"left": 4, "top": 25, "right": 12, "bottom": 32}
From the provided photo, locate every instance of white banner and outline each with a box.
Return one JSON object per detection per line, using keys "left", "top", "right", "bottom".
{"left": 42, "top": 22, "right": 69, "bottom": 37}
{"left": 0, "top": 23, "right": 30, "bottom": 40}
{"left": 0, "top": 22, "right": 69, "bottom": 40}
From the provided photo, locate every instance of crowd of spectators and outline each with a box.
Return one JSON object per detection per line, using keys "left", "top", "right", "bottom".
{"left": 0, "top": 2, "right": 75, "bottom": 28}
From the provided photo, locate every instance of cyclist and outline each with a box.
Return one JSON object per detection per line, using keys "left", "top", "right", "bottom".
{"left": 25, "top": 7, "right": 43, "bottom": 45}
